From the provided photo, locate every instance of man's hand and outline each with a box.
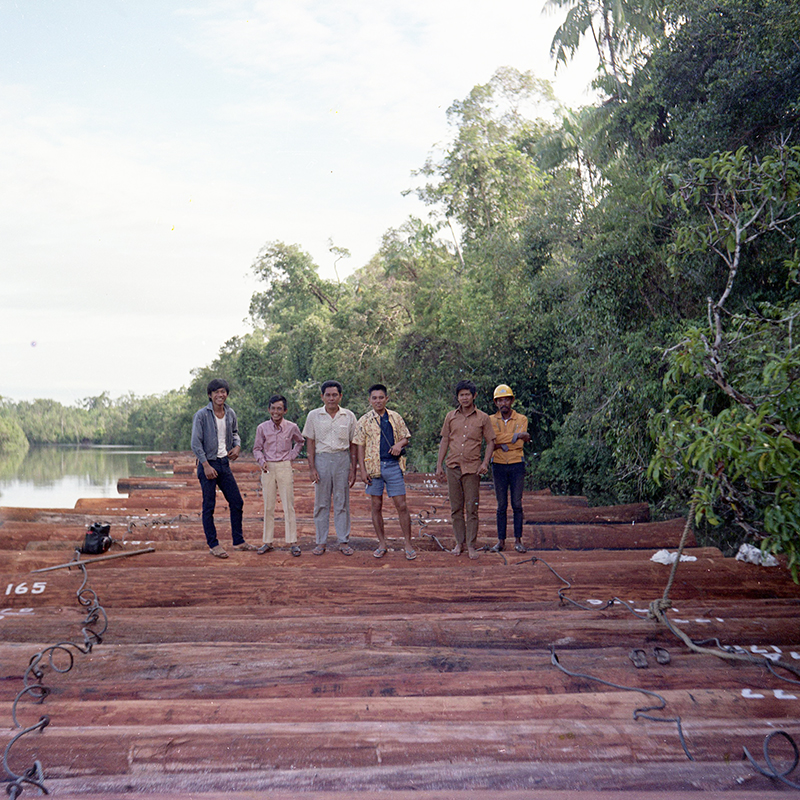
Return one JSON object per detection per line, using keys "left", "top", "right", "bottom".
{"left": 227, "top": 445, "right": 241, "bottom": 461}
{"left": 203, "top": 462, "right": 218, "bottom": 480}
{"left": 309, "top": 466, "right": 320, "bottom": 483}
{"left": 478, "top": 461, "right": 490, "bottom": 477}
{"left": 261, "top": 463, "right": 270, "bottom": 473}
{"left": 360, "top": 469, "right": 372, "bottom": 485}
{"left": 435, "top": 465, "right": 446, "bottom": 483}
{"left": 349, "top": 468, "right": 357, "bottom": 488}
{"left": 389, "top": 443, "right": 404, "bottom": 457}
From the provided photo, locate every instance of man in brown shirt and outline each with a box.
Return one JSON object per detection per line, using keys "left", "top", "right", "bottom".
{"left": 435, "top": 380, "right": 496, "bottom": 559}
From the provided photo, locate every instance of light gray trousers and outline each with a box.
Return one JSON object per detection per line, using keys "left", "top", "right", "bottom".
{"left": 314, "top": 450, "right": 351, "bottom": 545}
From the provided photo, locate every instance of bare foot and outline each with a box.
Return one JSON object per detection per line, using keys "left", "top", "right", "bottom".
{"left": 468, "top": 548, "right": 479, "bottom": 560}
{"left": 451, "top": 544, "right": 463, "bottom": 556}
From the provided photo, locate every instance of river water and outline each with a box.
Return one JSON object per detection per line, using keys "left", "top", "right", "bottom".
{"left": 0, "top": 445, "right": 165, "bottom": 509}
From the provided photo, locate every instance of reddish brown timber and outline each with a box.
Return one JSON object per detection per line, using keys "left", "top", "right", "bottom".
{"left": 2, "top": 600, "right": 798, "bottom": 652}
{"left": 3, "top": 688, "right": 798, "bottom": 727}
{"left": 524, "top": 518, "right": 694, "bottom": 549}
{"left": 524, "top": 503, "right": 650, "bottom": 524}
{"left": 2, "top": 556, "right": 799, "bottom": 610}
{"left": 0, "top": 545, "right": 723, "bottom": 571}
{"left": 1, "top": 713, "right": 796, "bottom": 774}
{"left": 117, "top": 476, "right": 191, "bottom": 492}
{"left": 2, "top": 637, "right": 797, "bottom": 694}
{"left": 3, "top": 457, "right": 800, "bottom": 797}
{"left": 0, "top": 511, "right": 698, "bottom": 552}
{"left": 25, "top": 785, "right": 800, "bottom": 798}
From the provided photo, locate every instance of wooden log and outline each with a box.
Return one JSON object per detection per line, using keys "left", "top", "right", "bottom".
{"left": 1, "top": 714, "right": 795, "bottom": 774}
{"left": 3, "top": 455, "right": 798, "bottom": 797}
{"left": 3, "top": 688, "right": 797, "bottom": 727}
{"left": 1, "top": 552, "right": 797, "bottom": 607}
{"left": 524, "top": 503, "right": 650, "bottom": 524}
{"left": 523, "top": 518, "right": 693, "bottom": 549}
{"left": 29, "top": 765, "right": 798, "bottom": 796}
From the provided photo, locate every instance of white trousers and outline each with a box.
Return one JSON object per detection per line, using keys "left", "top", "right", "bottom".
{"left": 261, "top": 460, "right": 297, "bottom": 544}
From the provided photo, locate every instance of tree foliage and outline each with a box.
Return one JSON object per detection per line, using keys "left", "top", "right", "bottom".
{"left": 4, "top": 1, "right": 800, "bottom": 576}
{"left": 648, "top": 144, "right": 800, "bottom": 576}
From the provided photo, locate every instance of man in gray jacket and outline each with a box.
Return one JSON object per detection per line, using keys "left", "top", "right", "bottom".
{"left": 190, "top": 378, "right": 257, "bottom": 558}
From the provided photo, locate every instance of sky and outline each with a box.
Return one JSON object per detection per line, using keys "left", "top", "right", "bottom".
{"left": 0, "top": 0, "right": 596, "bottom": 405}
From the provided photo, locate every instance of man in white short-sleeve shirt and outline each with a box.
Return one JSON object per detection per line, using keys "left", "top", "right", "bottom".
{"left": 302, "top": 380, "right": 357, "bottom": 555}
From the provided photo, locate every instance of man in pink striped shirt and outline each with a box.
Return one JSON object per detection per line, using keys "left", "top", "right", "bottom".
{"left": 252, "top": 395, "right": 304, "bottom": 556}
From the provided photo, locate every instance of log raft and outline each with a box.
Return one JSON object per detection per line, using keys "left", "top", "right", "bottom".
{"left": 1, "top": 454, "right": 799, "bottom": 798}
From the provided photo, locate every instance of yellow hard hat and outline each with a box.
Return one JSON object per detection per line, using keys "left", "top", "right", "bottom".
{"left": 493, "top": 384, "right": 514, "bottom": 400}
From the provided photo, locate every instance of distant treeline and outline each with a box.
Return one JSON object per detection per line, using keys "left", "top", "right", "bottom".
{"left": 0, "top": 393, "right": 193, "bottom": 452}
{"left": 2, "top": 0, "right": 799, "bottom": 575}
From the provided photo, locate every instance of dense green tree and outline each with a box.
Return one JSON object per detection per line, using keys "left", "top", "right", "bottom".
{"left": 604, "top": 0, "right": 800, "bottom": 162}
{"left": 648, "top": 144, "right": 800, "bottom": 575}
{"left": 5, "top": 0, "right": 799, "bottom": 574}
{"left": 413, "top": 67, "right": 556, "bottom": 242}
{"left": 0, "top": 415, "right": 29, "bottom": 457}
{"left": 124, "top": 390, "right": 193, "bottom": 451}
{"left": 547, "top": 0, "right": 667, "bottom": 98}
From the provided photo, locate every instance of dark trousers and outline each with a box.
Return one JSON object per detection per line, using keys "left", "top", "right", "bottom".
{"left": 492, "top": 461, "right": 525, "bottom": 540}
{"left": 197, "top": 457, "right": 244, "bottom": 549}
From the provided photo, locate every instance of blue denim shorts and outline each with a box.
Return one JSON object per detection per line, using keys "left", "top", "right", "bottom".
{"left": 365, "top": 459, "right": 406, "bottom": 497}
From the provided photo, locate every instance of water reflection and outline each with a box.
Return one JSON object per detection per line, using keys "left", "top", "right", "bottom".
{"left": 0, "top": 445, "right": 164, "bottom": 508}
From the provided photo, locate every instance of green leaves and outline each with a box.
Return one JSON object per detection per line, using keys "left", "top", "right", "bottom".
{"left": 650, "top": 300, "right": 800, "bottom": 580}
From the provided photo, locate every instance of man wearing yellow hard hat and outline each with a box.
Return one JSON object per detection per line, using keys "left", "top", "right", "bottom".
{"left": 489, "top": 384, "right": 530, "bottom": 553}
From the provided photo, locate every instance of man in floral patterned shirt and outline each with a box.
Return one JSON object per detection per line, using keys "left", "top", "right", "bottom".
{"left": 354, "top": 384, "right": 415, "bottom": 560}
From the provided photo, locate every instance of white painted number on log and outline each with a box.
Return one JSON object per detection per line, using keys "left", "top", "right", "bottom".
{"left": 5, "top": 582, "right": 46, "bottom": 595}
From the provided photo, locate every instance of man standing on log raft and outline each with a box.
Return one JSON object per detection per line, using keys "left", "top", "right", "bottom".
{"left": 191, "top": 378, "right": 257, "bottom": 558}
{"left": 302, "top": 380, "right": 358, "bottom": 556}
{"left": 252, "top": 394, "right": 304, "bottom": 557}
{"left": 435, "top": 380, "right": 496, "bottom": 560}
{"left": 354, "top": 383, "right": 416, "bottom": 561}
{"left": 488, "top": 384, "right": 529, "bottom": 554}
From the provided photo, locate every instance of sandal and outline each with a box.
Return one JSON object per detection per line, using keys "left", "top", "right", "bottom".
{"left": 209, "top": 545, "right": 228, "bottom": 559}
{"left": 312, "top": 544, "right": 326, "bottom": 556}
{"left": 405, "top": 548, "right": 417, "bottom": 561}
{"left": 514, "top": 540, "right": 527, "bottom": 553}
{"left": 653, "top": 646, "right": 671, "bottom": 665}
{"left": 290, "top": 545, "right": 302, "bottom": 557}
{"left": 373, "top": 547, "right": 387, "bottom": 558}
{"left": 629, "top": 648, "right": 648, "bottom": 669}
{"left": 339, "top": 544, "right": 355, "bottom": 556}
